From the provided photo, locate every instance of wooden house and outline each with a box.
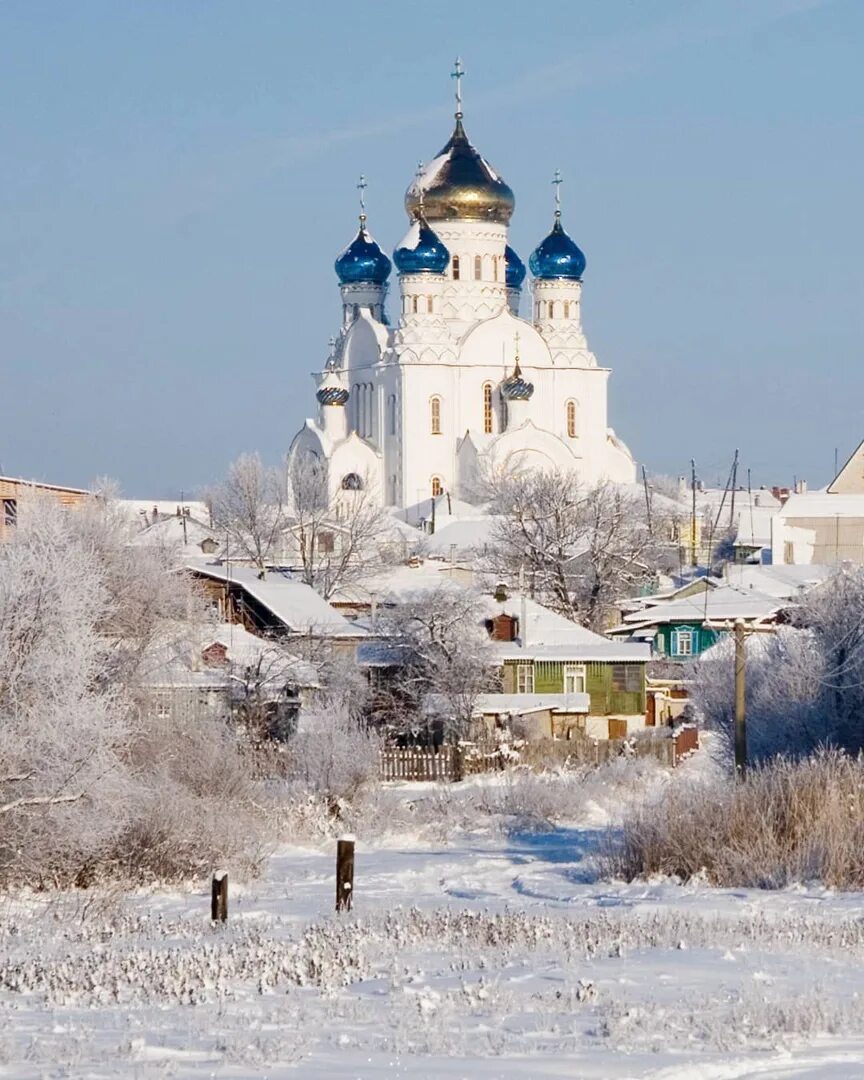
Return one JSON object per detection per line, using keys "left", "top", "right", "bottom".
{"left": 483, "top": 596, "right": 651, "bottom": 740}
{"left": 0, "top": 475, "right": 91, "bottom": 541}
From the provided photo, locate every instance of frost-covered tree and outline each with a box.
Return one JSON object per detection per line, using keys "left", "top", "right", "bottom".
{"left": 207, "top": 452, "right": 290, "bottom": 575}
{"left": 0, "top": 496, "right": 265, "bottom": 888}
{"left": 693, "top": 565, "right": 864, "bottom": 763}
{"left": 289, "top": 457, "right": 390, "bottom": 600}
{"left": 375, "top": 586, "right": 496, "bottom": 742}
{"left": 486, "top": 470, "right": 672, "bottom": 630}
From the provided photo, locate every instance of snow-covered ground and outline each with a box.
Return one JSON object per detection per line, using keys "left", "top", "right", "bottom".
{"left": 3, "top": 765, "right": 864, "bottom": 1078}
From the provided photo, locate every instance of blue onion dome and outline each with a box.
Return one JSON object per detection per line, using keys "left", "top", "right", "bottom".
{"left": 529, "top": 213, "right": 586, "bottom": 281}
{"left": 500, "top": 358, "right": 534, "bottom": 401}
{"left": 405, "top": 119, "right": 515, "bottom": 225}
{"left": 316, "top": 362, "right": 349, "bottom": 406}
{"left": 504, "top": 245, "right": 526, "bottom": 289}
{"left": 393, "top": 214, "right": 450, "bottom": 275}
{"left": 334, "top": 218, "right": 392, "bottom": 285}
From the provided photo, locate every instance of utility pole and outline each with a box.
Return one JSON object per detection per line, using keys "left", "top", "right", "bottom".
{"left": 690, "top": 459, "right": 698, "bottom": 568}
{"left": 641, "top": 465, "right": 653, "bottom": 537}
{"left": 180, "top": 489, "right": 188, "bottom": 546}
{"left": 734, "top": 619, "right": 747, "bottom": 778}
{"left": 729, "top": 449, "right": 739, "bottom": 532}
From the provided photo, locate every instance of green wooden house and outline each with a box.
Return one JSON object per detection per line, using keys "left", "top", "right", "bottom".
{"left": 486, "top": 597, "right": 651, "bottom": 722}
{"left": 500, "top": 655, "right": 646, "bottom": 716}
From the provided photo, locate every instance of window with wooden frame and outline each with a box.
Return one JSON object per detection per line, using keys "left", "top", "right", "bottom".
{"left": 317, "top": 531, "right": 335, "bottom": 555}
{"left": 566, "top": 400, "right": 578, "bottom": 438}
{"left": 516, "top": 663, "right": 535, "bottom": 694}
{"left": 563, "top": 663, "right": 586, "bottom": 694}
{"left": 612, "top": 663, "right": 643, "bottom": 690}
{"left": 430, "top": 396, "right": 442, "bottom": 434}
{"left": 452, "top": 255, "right": 460, "bottom": 280}
{"left": 2, "top": 499, "right": 17, "bottom": 527}
{"left": 483, "top": 383, "right": 493, "bottom": 434}
{"left": 431, "top": 476, "right": 443, "bottom": 497}
{"left": 671, "top": 630, "right": 694, "bottom": 658}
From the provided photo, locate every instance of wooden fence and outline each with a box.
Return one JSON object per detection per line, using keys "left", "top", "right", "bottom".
{"left": 379, "top": 727, "right": 700, "bottom": 782}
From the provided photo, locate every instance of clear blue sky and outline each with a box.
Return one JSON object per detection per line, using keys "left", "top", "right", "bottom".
{"left": 1, "top": 0, "right": 861, "bottom": 496}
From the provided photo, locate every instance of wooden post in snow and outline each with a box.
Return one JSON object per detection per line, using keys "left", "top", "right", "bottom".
{"left": 336, "top": 836, "right": 355, "bottom": 913}
{"left": 734, "top": 620, "right": 747, "bottom": 779}
{"left": 211, "top": 871, "right": 228, "bottom": 923}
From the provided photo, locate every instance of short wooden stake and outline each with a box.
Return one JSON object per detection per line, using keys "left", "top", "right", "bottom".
{"left": 211, "top": 871, "right": 228, "bottom": 923}
{"left": 734, "top": 620, "right": 747, "bottom": 779}
{"left": 336, "top": 836, "right": 355, "bottom": 913}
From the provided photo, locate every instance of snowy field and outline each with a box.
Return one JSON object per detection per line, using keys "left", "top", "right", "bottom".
{"left": 3, "top": 766, "right": 864, "bottom": 1078}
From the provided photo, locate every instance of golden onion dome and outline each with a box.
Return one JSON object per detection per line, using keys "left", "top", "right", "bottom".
{"left": 405, "top": 118, "right": 515, "bottom": 225}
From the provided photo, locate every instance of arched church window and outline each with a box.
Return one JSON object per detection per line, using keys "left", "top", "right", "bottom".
{"left": 427, "top": 296, "right": 434, "bottom": 314}
{"left": 493, "top": 256, "right": 499, "bottom": 282}
{"left": 430, "top": 396, "right": 442, "bottom": 435}
{"left": 341, "top": 473, "right": 363, "bottom": 491}
{"left": 566, "top": 400, "right": 578, "bottom": 439}
{"left": 452, "top": 255, "right": 460, "bottom": 281}
{"left": 388, "top": 394, "right": 397, "bottom": 436}
{"left": 563, "top": 301, "right": 570, "bottom": 319}
{"left": 431, "top": 476, "right": 443, "bottom": 497}
{"left": 474, "top": 255, "right": 482, "bottom": 280}
{"left": 483, "top": 383, "right": 493, "bottom": 434}
{"left": 352, "top": 304, "right": 360, "bottom": 319}
{"left": 412, "top": 295, "right": 419, "bottom": 314}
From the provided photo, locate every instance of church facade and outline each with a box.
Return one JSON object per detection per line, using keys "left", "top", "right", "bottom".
{"left": 288, "top": 78, "right": 636, "bottom": 511}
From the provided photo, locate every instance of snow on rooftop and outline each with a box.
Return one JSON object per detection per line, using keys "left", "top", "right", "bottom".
{"left": 119, "top": 499, "right": 210, "bottom": 522}
{"left": 188, "top": 564, "right": 367, "bottom": 638}
{"left": 777, "top": 490, "right": 864, "bottom": 517}
{"left": 621, "top": 584, "right": 785, "bottom": 626}
{"left": 722, "top": 563, "right": 833, "bottom": 598}
{"left": 423, "top": 517, "right": 497, "bottom": 554}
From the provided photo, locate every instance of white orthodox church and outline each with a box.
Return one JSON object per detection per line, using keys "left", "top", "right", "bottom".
{"left": 288, "top": 68, "right": 636, "bottom": 511}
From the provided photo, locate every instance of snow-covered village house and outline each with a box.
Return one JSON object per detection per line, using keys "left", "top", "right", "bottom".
{"left": 483, "top": 594, "right": 651, "bottom": 740}
{"left": 287, "top": 63, "right": 635, "bottom": 513}
{"left": 187, "top": 563, "right": 368, "bottom": 657}
{"left": 0, "top": 475, "right": 91, "bottom": 540}
{"left": 771, "top": 439, "right": 864, "bottom": 565}
{"left": 137, "top": 622, "right": 318, "bottom": 741}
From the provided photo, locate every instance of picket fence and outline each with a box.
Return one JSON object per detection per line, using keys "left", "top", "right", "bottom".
{"left": 379, "top": 726, "right": 699, "bottom": 783}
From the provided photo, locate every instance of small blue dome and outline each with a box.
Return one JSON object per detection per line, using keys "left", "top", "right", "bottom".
{"left": 529, "top": 215, "right": 586, "bottom": 281}
{"left": 504, "top": 245, "right": 526, "bottom": 289}
{"left": 501, "top": 360, "right": 534, "bottom": 401}
{"left": 316, "top": 385, "right": 349, "bottom": 406}
{"left": 335, "top": 224, "right": 391, "bottom": 285}
{"left": 393, "top": 216, "right": 450, "bottom": 275}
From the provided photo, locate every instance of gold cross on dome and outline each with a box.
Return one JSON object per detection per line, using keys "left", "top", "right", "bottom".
{"left": 552, "top": 169, "right": 563, "bottom": 214}
{"left": 451, "top": 57, "right": 465, "bottom": 117}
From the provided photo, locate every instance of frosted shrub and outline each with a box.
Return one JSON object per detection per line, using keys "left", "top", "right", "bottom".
{"left": 284, "top": 701, "right": 382, "bottom": 808}
{"left": 112, "top": 717, "right": 269, "bottom": 883}
{"left": 606, "top": 751, "right": 864, "bottom": 888}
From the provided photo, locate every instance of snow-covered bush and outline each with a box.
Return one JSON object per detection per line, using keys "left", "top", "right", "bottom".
{"left": 284, "top": 699, "right": 382, "bottom": 808}
{"left": 606, "top": 750, "right": 864, "bottom": 888}
{"left": 0, "top": 497, "right": 269, "bottom": 888}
